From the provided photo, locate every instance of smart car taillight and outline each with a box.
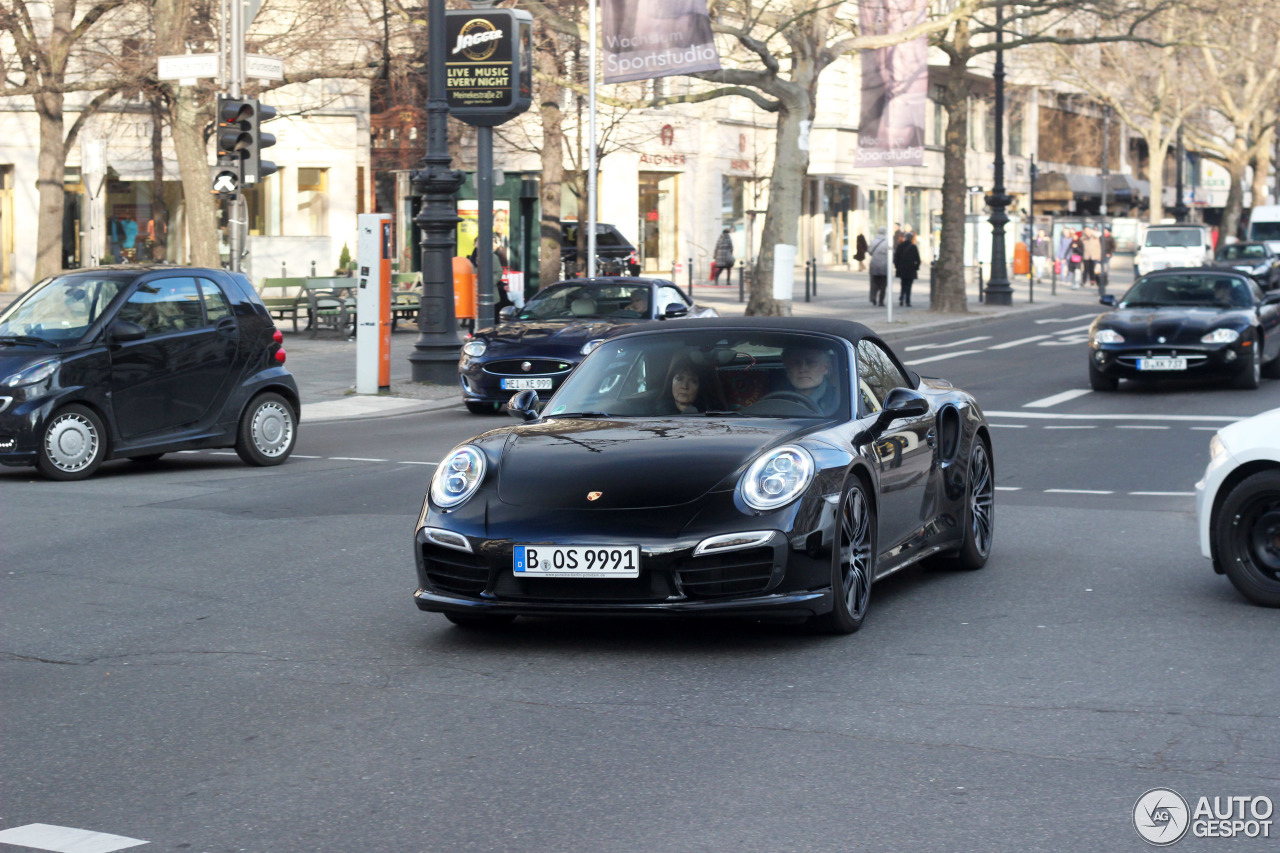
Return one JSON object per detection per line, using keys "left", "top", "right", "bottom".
{"left": 273, "top": 329, "right": 284, "bottom": 344}
{"left": 275, "top": 349, "right": 287, "bottom": 364}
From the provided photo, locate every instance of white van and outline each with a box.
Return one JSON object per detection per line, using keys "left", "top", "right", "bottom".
{"left": 1134, "top": 223, "right": 1215, "bottom": 276}
{"left": 1246, "top": 205, "right": 1280, "bottom": 251}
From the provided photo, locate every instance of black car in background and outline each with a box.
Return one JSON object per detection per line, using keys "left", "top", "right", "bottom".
{"left": 420, "top": 318, "right": 995, "bottom": 634}
{"left": 1089, "top": 268, "right": 1280, "bottom": 391}
{"left": 0, "top": 266, "right": 299, "bottom": 480}
{"left": 458, "top": 277, "right": 717, "bottom": 413}
{"left": 1212, "top": 241, "right": 1280, "bottom": 290}
{"left": 561, "top": 222, "right": 641, "bottom": 277}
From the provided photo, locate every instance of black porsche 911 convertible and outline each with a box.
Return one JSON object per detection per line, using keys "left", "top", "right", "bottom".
{"left": 415, "top": 318, "right": 994, "bottom": 634}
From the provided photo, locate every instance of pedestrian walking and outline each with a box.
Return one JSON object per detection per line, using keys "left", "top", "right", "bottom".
{"left": 894, "top": 232, "right": 922, "bottom": 307}
{"left": 1032, "top": 228, "right": 1051, "bottom": 281}
{"left": 854, "top": 232, "right": 868, "bottom": 271}
{"left": 712, "top": 227, "right": 734, "bottom": 285}
{"left": 1082, "top": 227, "right": 1102, "bottom": 291}
{"left": 1067, "top": 231, "right": 1084, "bottom": 288}
{"left": 1100, "top": 226, "right": 1116, "bottom": 296}
{"left": 868, "top": 226, "right": 890, "bottom": 306}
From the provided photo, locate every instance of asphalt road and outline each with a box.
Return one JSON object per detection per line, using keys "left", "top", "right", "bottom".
{"left": 3, "top": 305, "right": 1279, "bottom": 853}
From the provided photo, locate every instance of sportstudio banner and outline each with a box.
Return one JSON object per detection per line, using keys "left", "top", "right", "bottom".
{"left": 601, "top": 0, "right": 721, "bottom": 84}
{"left": 856, "top": 0, "right": 928, "bottom": 168}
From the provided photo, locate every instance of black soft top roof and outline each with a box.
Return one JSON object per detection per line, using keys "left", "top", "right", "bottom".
{"left": 619, "top": 316, "right": 880, "bottom": 346}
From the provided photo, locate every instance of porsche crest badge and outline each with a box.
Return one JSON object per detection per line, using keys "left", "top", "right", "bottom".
{"left": 587, "top": 491, "right": 603, "bottom": 501}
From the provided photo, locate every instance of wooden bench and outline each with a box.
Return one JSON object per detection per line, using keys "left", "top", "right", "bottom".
{"left": 257, "top": 277, "right": 307, "bottom": 332}
{"left": 303, "top": 277, "right": 356, "bottom": 338}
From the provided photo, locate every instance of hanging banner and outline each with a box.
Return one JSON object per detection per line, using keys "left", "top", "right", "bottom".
{"left": 855, "top": 0, "right": 928, "bottom": 168}
{"left": 601, "top": 0, "right": 721, "bottom": 84}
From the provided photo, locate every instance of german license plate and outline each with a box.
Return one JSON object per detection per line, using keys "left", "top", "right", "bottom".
{"left": 1137, "top": 357, "right": 1187, "bottom": 371}
{"left": 513, "top": 545, "right": 640, "bottom": 578}
{"left": 501, "top": 377, "right": 552, "bottom": 390}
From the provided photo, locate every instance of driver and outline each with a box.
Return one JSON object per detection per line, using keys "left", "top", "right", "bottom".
{"left": 1212, "top": 279, "right": 1240, "bottom": 308}
{"left": 781, "top": 344, "right": 839, "bottom": 413}
{"left": 622, "top": 288, "right": 649, "bottom": 317}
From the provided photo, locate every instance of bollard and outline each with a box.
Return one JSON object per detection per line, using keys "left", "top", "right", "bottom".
{"left": 688, "top": 257, "right": 693, "bottom": 295}
{"left": 281, "top": 261, "right": 287, "bottom": 277}
{"left": 310, "top": 260, "right": 317, "bottom": 277}
{"left": 738, "top": 265, "right": 744, "bottom": 303}
{"left": 811, "top": 259, "right": 818, "bottom": 296}
{"left": 977, "top": 261, "right": 985, "bottom": 304}
{"left": 804, "top": 261, "right": 811, "bottom": 302}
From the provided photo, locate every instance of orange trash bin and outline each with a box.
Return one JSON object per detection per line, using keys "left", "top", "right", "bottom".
{"left": 453, "top": 256, "right": 476, "bottom": 320}
{"left": 1012, "top": 241, "right": 1031, "bottom": 275}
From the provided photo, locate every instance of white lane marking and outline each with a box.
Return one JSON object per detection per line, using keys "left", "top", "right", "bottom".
{"left": 1045, "top": 489, "right": 1114, "bottom": 494}
{"left": 177, "top": 450, "right": 200, "bottom": 454}
{"left": 0, "top": 823, "right": 147, "bottom": 852}
{"left": 995, "top": 486, "right": 1022, "bottom": 491}
{"left": 989, "top": 423, "right": 1027, "bottom": 428}
{"left": 1050, "top": 323, "right": 1094, "bottom": 335}
{"left": 1038, "top": 333, "right": 1091, "bottom": 346}
{"left": 330, "top": 456, "right": 389, "bottom": 463}
{"left": 1024, "top": 389, "right": 1092, "bottom": 408}
{"left": 398, "top": 460, "right": 439, "bottom": 466}
{"left": 987, "top": 334, "right": 1052, "bottom": 350}
{"left": 1191, "top": 427, "right": 1220, "bottom": 431}
{"left": 1131, "top": 491, "right": 1195, "bottom": 496}
{"left": 1044, "top": 425, "right": 1096, "bottom": 430}
{"left": 996, "top": 488, "right": 1196, "bottom": 497}
{"left": 904, "top": 336, "right": 992, "bottom": 352}
{"left": 211, "top": 451, "right": 238, "bottom": 456}
{"left": 984, "top": 411, "right": 1243, "bottom": 423}
{"left": 1117, "top": 425, "right": 1170, "bottom": 430}
{"left": 1036, "top": 313, "right": 1100, "bottom": 324}
{"left": 904, "top": 350, "right": 983, "bottom": 366}
{"left": 292, "top": 454, "right": 322, "bottom": 459}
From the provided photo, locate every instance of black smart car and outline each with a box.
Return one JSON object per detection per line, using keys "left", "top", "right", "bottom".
{"left": 0, "top": 266, "right": 299, "bottom": 480}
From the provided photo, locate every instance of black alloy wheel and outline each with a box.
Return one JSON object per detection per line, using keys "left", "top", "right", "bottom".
{"left": 1234, "top": 337, "right": 1262, "bottom": 389}
{"left": 37, "top": 404, "right": 107, "bottom": 481}
{"left": 945, "top": 439, "right": 994, "bottom": 571}
{"left": 814, "top": 479, "right": 875, "bottom": 634}
{"left": 1089, "top": 362, "right": 1119, "bottom": 391}
{"left": 1215, "top": 470, "right": 1280, "bottom": 607}
{"left": 235, "top": 392, "right": 297, "bottom": 466}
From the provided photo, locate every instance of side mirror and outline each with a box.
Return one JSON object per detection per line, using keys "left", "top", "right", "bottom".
{"left": 109, "top": 320, "right": 146, "bottom": 343}
{"left": 662, "top": 303, "right": 689, "bottom": 319}
{"left": 1099, "top": 294, "right": 1117, "bottom": 307}
{"left": 507, "top": 389, "right": 540, "bottom": 422}
{"left": 498, "top": 305, "right": 517, "bottom": 322}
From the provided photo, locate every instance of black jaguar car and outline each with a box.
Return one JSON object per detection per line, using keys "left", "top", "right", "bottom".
{"left": 458, "top": 277, "right": 717, "bottom": 413}
{"left": 1088, "top": 268, "right": 1280, "bottom": 391}
{"left": 418, "top": 318, "right": 994, "bottom": 634}
{"left": 0, "top": 266, "right": 299, "bottom": 480}
{"left": 1212, "top": 241, "right": 1280, "bottom": 290}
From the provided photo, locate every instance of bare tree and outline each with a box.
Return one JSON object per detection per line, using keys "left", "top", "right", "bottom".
{"left": 0, "top": 0, "right": 133, "bottom": 280}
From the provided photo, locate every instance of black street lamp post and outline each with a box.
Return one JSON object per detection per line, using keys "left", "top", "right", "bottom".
{"left": 408, "top": 0, "right": 467, "bottom": 384}
{"left": 983, "top": 1, "right": 1014, "bottom": 306}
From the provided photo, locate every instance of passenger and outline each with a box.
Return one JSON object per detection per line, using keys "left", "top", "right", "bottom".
{"left": 781, "top": 344, "right": 839, "bottom": 414}
{"left": 617, "top": 288, "right": 650, "bottom": 317}
{"left": 658, "top": 353, "right": 718, "bottom": 414}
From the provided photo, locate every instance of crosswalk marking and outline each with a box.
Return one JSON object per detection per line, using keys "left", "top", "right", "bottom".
{"left": 987, "top": 334, "right": 1052, "bottom": 350}
{"left": 0, "top": 823, "right": 146, "bottom": 853}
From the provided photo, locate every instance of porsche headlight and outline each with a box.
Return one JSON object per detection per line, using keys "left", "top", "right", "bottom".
{"left": 461, "top": 340, "right": 487, "bottom": 357}
{"left": 1092, "top": 328, "right": 1124, "bottom": 345}
{"left": 3, "top": 358, "right": 59, "bottom": 387}
{"left": 430, "top": 446, "right": 486, "bottom": 508}
{"left": 741, "top": 445, "right": 815, "bottom": 511}
{"left": 1200, "top": 328, "right": 1239, "bottom": 344}
{"left": 1208, "top": 434, "right": 1226, "bottom": 462}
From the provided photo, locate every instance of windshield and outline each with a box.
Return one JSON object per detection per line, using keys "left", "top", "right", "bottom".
{"left": 544, "top": 329, "right": 849, "bottom": 419}
{"left": 0, "top": 272, "right": 131, "bottom": 345}
{"left": 1218, "top": 244, "right": 1267, "bottom": 260}
{"left": 1119, "top": 274, "right": 1254, "bottom": 309}
{"left": 1250, "top": 221, "right": 1280, "bottom": 242}
{"left": 518, "top": 281, "right": 652, "bottom": 320}
{"left": 1144, "top": 228, "right": 1203, "bottom": 248}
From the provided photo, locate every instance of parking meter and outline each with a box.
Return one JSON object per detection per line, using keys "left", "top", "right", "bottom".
{"left": 356, "top": 213, "right": 393, "bottom": 394}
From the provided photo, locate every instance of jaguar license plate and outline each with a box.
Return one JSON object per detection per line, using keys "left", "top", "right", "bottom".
{"left": 513, "top": 545, "right": 641, "bottom": 578}
{"left": 501, "top": 377, "right": 552, "bottom": 390}
{"left": 1137, "top": 357, "right": 1188, "bottom": 371}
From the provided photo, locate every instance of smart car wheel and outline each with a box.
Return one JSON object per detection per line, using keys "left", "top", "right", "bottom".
{"left": 942, "top": 438, "right": 994, "bottom": 571}
{"left": 1234, "top": 338, "right": 1261, "bottom": 389}
{"left": 37, "top": 404, "right": 107, "bottom": 481}
{"left": 235, "top": 392, "right": 296, "bottom": 467}
{"left": 1215, "top": 470, "right": 1280, "bottom": 607}
{"left": 813, "top": 479, "right": 875, "bottom": 634}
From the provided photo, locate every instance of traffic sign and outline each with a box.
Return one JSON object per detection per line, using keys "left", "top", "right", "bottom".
{"left": 158, "top": 53, "right": 220, "bottom": 81}
{"left": 211, "top": 166, "right": 240, "bottom": 196}
{"left": 246, "top": 54, "right": 284, "bottom": 81}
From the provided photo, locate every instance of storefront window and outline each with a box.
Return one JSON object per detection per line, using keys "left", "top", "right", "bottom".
{"left": 823, "top": 182, "right": 854, "bottom": 264}
{"left": 297, "top": 167, "right": 329, "bottom": 236}
{"left": 903, "top": 188, "right": 923, "bottom": 236}
{"left": 639, "top": 172, "right": 678, "bottom": 272}
{"left": 867, "top": 189, "right": 887, "bottom": 233}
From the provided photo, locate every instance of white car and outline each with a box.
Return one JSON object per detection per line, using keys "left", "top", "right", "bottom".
{"left": 1135, "top": 224, "right": 1214, "bottom": 276}
{"left": 1195, "top": 407, "right": 1280, "bottom": 606}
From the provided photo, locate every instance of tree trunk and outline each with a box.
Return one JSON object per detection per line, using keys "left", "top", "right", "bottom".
{"left": 171, "top": 87, "right": 219, "bottom": 267}
{"left": 1251, "top": 125, "right": 1276, "bottom": 210}
{"left": 150, "top": 96, "right": 169, "bottom": 262}
{"left": 537, "top": 32, "right": 564, "bottom": 287}
{"left": 1145, "top": 131, "right": 1167, "bottom": 225}
{"left": 1220, "top": 148, "right": 1247, "bottom": 241}
{"left": 34, "top": 91, "right": 67, "bottom": 280}
{"left": 934, "top": 55, "right": 971, "bottom": 313}
{"left": 748, "top": 97, "right": 810, "bottom": 317}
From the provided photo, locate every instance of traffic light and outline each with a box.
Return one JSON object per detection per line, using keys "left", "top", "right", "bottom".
{"left": 245, "top": 100, "right": 278, "bottom": 185}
